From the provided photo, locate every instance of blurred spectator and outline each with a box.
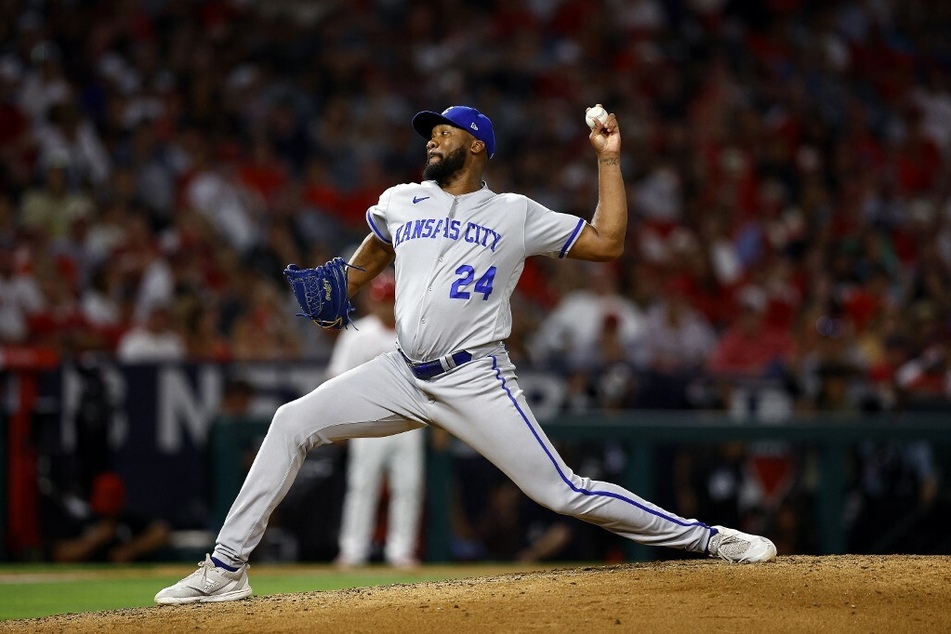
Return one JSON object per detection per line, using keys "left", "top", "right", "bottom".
{"left": 0, "top": 244, "right": 44, "bottom": 343}
{"left": 848, "top": 438, "right": 940, "bottom": 554}
{"left": 48, "top": 471, "right": 170, "bottom": 563}
{"left": 911, "top": 67, "right": 951, "bottom": 158}
{"left": 632, "top": 277, "right": 718, "bottom": 409}
{"left": 792, "top": 293, "right": 870, "bottom": 412}
{"left": 237, "top": 136, "right": 290, "bottom": 211}
{"left": 132, "top": 249, "right": 175, "bottom": 325}
{"left": 895, "top": 343, "right": 951, "bottom": 410}
{"left": 0, "top": 193, "right": 22, "bottom": 250}
{"left": 673, "top": 443, "right": 749, "bottom": 538}
{"left": 28, "top": 250, "right": 97, "bottom": 352}
{"left": 474, "top": 481, "right": 591, "bottom": 563}
{"left": 811, "top": 361, "right": 865, "bottom": 412}
{"left": 183, "top": 139, "right": 261, "bottom": 255}
{"left": 293, "top": 170, "right": 355, "bottom": 250}
{"left": 219, "top": 376, "right": 257, "bottom": 419}
{"left": 18, "top": 151, "right": 94, "bottom": 241}
{"left": 80, "top": 263, "right": 128, "bottom": 347}
{"left": 83, "top": 201, "right": 131, "bottom": 265}
{"left": 697, "top": 208, "right": 745, "bottom": 290}
{"left": 637, "top": 276, "right": 717, "bottom": 374}
{"left": 707, "top": 285, "right": 795, "bottom": 382}
{"left": 115, "top": 302, "right": 185, "bottom": 362}
{"left": 182, "top": 302, "right": 231, "bottom": 362}
{"left": 0, "top": 55, "right": 35, "bottom": 192}
{"left": 634, "top": 163, "right": 683, "bottom": 225}
{"left": 228, "top": 276, "right": 301, "bottom": 361}
{"left": 243, "top": 219, "right": 304, "bottom": 286}
{"left": 527, "top": 260, "right": 646, "bottom": 413}
{"left": 528, "top": 260, "right": 644, "bottom": 373}
{"left": 864, "top": 331, "right": 911, "bottom": 408}
{"left": 122, "top": 119, "right": 184, "bottom": 224}
{"left": 18, "top": 40, "right": 70, "bottom": 124}
{"left": 34, "top": 101, "right": 111, "bottom": 188}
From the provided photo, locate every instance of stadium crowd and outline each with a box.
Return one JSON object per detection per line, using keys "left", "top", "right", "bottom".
{"left": 1, "top": 0, "right": 949, "bottom": 560}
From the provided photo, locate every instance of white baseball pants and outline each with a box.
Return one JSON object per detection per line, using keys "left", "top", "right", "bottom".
{"left": 337, "top": 430, "right": 425, "bottom": 565}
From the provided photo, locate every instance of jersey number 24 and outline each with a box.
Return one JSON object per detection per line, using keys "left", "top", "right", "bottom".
{"left": 450, "top": 265, "right": 497, "bottom": 300}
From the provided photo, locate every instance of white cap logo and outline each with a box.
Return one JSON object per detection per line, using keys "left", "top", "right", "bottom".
{"left": 470, "top": 122, "right": 479, "bottom": 131}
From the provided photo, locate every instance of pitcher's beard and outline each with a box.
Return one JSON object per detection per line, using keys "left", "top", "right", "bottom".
{"left": 423, "top": 146, "right": 468, "bottom": 186}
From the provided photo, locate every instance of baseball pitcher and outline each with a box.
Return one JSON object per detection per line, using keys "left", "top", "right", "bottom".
{"left": 156, "top": 104, "right": 776, "bottom": 605}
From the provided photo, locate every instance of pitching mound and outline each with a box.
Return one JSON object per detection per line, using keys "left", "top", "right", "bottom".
{"left": 2, "top": 555, "right": 949, "bottom": 633}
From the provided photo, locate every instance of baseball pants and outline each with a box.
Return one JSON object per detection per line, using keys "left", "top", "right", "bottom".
{"left": 337, "top": 430, "right": 425, "bottom": 565}
{"left": 213, "top": 347, "right": 714, "bottom": 566}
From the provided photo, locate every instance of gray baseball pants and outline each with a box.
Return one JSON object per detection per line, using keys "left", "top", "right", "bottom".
{"left": 213, "top": 347, "right": 714, "bottom": 566}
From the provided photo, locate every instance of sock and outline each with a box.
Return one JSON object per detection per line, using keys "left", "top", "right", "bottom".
{"left": 705, "top": 527, "right": 719, "bottom": 555}
{"left": 211, "top": 555, "right": 239, "bottom": 572}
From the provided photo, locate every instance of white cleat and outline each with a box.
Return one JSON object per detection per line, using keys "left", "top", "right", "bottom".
{"left": 707, "top": 525, "right": 777, "bottom": 563}
{"left": 154, "top": 554, "right": 252, "bottom": 605}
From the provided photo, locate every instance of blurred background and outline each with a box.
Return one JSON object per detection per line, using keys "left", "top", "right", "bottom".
{"left": 0, "top": 0, "right": 949, "bottom": 566}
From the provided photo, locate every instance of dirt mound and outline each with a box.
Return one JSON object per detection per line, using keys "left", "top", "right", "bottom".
{"left": 3, "top": 555, "right": 949, "bottom": 633}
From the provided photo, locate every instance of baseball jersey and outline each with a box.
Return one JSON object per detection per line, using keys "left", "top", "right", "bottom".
{"left": 366, "top": 180, "right": 586, "bottom": 361}
{"left": 326, "top": 314, "right": 398, "bottom": 377}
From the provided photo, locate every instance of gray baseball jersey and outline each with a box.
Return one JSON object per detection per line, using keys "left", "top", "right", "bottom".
{"left": 366, "top": 180, "right": 585, "bottom": 361}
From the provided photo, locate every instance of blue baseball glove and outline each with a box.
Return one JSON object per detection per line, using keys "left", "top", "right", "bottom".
{"left": 283, "top": 258, "right": 359, "bottom": 329}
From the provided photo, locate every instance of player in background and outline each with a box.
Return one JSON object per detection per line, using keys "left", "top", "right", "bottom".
{"left": 156, "top": 104, "right": 776, "bottom": 605}
{"left": 330, "top": 271, "right": 425, "bottom": 569}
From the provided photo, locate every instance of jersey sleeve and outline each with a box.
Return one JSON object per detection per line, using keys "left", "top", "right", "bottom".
{"left": 522, "top": 197, "right": 587, "bottom": 258}
{"left": 365, "top": 188, "right": 394, "bottom": 244}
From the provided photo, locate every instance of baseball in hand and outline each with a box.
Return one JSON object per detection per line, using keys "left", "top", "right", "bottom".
{"left": 585, "top": 104, "right": 608, "bottom": 129}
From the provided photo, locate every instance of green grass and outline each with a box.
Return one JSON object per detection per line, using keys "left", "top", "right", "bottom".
{"left": 0, "top": 563, "right": 538, "bottom": 621}
{"left": 1, "top": 576, "right": 164, "bottom": 619}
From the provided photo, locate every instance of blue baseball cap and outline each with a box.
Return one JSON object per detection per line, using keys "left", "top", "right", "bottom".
{"left": 412, "top": 106, "right": 495, "bottom": 159}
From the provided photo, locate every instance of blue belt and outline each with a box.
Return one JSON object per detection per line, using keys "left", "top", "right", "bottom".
{"left": 402, "top": 350, "right": 473, "bottom": 380}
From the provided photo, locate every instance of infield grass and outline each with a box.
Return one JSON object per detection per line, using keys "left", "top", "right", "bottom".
{"left": 0, "top": 562, "right": 551, "bottom": 620}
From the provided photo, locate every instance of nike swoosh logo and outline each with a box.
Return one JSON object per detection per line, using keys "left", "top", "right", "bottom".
{"left": 413, "top": 196, "right": 429, "bottom": 204}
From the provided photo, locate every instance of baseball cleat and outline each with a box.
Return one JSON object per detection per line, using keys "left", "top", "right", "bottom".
{"left": 707, "top": 525, "right": 777, "bottom": 563}
{"left": 154, "top": 554, "right": 252, "bottom": 605}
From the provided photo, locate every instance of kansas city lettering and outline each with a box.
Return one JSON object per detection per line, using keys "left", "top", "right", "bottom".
{"left": 393, "top": 217, "right": 502, "bottom": 251}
